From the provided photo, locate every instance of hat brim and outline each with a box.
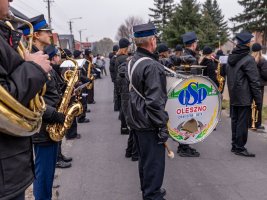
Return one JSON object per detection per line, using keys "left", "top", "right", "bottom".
{"left": 39, "top": 28, "right": 53, "bottom": 32}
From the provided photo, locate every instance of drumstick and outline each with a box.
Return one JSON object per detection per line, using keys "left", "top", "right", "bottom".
{"left": 164, "top": 143, "right": 174, "bottom": 159}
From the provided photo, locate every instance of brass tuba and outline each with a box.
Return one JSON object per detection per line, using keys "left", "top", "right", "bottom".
{"left": 47, "top": 51, "right": 83, "bottom": 142}
{"left": 0, "top": 11, "right": 46, "bottom": 136}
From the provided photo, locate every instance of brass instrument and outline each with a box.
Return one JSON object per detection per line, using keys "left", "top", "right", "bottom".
{"left": 0, "top": 12, "right": 46, "bottom": 136}
{"left": 214, "top": 59, "right": 225, "bottom": 93}
{"left": 251, "top": 101, "right": 259, "bottom": 130}
{"left": 86, "top": 60, "right": 95, "bottom": 90}
{"left": 47, "top": 53, "right": 83, "bottom": 142}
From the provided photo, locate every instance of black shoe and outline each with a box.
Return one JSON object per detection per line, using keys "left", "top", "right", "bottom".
{"left": 59, "top": 154, "right": 72, "bottom": 162}
{"left": 256, "top": 125, "right": 265, "bottom": 130}
{"left": 235, "top": 149, "right": 255, "bottom": 157}
{"left": 179, "top": 147, "right": 200, "bottom": 157}
{"left": 159, "top": 188, "right": 166, "bottom": 197}
{"left": 78, "top": 118, "right": 90, "bottom": 123}
{"left": 131, "top": 157, "right": 138, "bottom": 162}
{"left": 231, "top": 147, "right": 237, "bottom": 152}
{"left": 56, "top": 160, "right": 72, "bottom": 168}
{"left": 88, "top": 101, "right": 96, "bottom": 104}
{"left": 125, "top": 152, "right": 132, "bottom": 158}
{"left": 86, "top": 109, "right": 91, "bottom": 113}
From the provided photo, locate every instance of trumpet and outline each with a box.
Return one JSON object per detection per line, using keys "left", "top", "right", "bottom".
{"left": 0, "top": 11, "right": 46, "bottom": 136}
{"left": 251, "top": 101, "right": 259, "bottom": 130}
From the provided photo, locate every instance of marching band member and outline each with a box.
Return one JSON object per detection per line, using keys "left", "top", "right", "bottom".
{"left": 127, "top": 22, "right": 169, "bottom": 200}
{"left": 0, "top": 1, "right": 51, "bottom": 199}
{"left": 73, "top": 50, "right": 91, "bottom": 123}
{"left": 251, "top": 43, "right": 267, "bottom": 130}
{"left": 177, "top": 32, "right": 201, "bottom": 157}
{"left": 44, "top": 46, "right": 72, "bottom": 169}
{"left": 20, "top": 16, "right": 66, "bottom": 199}
{"left": 61, "top": 49, "right": 82, "bottom": 140}
{"left": 227, "top": 32, "right": 262, "bottom": 157}
{"left": 114, "top": 38, "right": 131, "bottom": 135}
{"left": 84, "top": 48, "right": 95, "bottom": 105}
{"left": 110, "top": 45, "right": 120, "bottom": 111}
{"left": 200, "top": 46, "right": 219, "bottom": 87}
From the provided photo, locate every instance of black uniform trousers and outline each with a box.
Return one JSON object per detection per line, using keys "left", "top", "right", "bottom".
{"left": 255, "top": 86, "right": 264, "bottom": 128}
{"left": 134, "top": 130, "right": 165, "bottom": 200}
{"left": 87, "top": 86, "right": 95, "bottom": 104}
{"left": 231, "top": 106, "right": 250, "bottom": 151}
{"left": 78, "top": 94, "right": 88, "bottom": 122}
{"left": 66, "top": 117, "right": 78, "bottom": 139}
{"left": 126, "top": 130, "right": 138, "bottom": 158}
{"left": 113, "top": 84, "right": 120, "bottom": 111}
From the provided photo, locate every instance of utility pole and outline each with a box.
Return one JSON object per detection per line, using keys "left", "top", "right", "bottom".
{"left": 79, "top": 29, "right": 87, "bottom": 43}
{"left": 44, "top": 0, "right": 54, "bottom": 28}
{"left": 68, "top": 21, "right": 73, "bottom": 34}
{"left": 68, "top": 17, "right": 82, "bottom": 34}
{"left": 67, "top": 17, "right": 82, "bottom": 51}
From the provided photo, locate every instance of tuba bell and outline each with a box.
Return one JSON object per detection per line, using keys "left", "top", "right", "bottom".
{"left": 0, "top": 11, "right": 46, "bottom": 136}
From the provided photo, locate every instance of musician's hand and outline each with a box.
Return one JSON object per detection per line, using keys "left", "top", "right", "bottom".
{"left": 24, "top": 50, "right": 52, "bottom": 73}
{"left": 158, "top": 126, "right": 169, "bottom": 144}
{"left": 51, "top": 111, "right": 65, "bottom": 124}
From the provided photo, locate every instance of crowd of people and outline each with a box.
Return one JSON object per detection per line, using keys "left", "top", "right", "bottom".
{"left": 109, "top": 24, "right": 267, "bottom": 199}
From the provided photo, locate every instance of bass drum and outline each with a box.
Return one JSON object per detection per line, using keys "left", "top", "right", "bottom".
{"left": 166, "top": 75, "right": 221, "bottom": 144}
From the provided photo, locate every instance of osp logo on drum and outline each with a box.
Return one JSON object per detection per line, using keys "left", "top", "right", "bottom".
{"left": 178, "top": 82, "right": 207, "bottom": 106}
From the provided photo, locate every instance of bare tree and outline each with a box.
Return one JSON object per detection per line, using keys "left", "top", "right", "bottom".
{"left": 116, "top": 16, "right": 144, "bottom": 41}
{"left": 92, "top": 37, "right": 114, "bottom": 57}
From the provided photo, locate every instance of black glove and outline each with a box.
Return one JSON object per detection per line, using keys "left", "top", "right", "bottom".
{"left": 157, "top": 126, "right": 169, "bottom": 144}
{"left": 51, "top": 111, "right": 65, "bottom": 124}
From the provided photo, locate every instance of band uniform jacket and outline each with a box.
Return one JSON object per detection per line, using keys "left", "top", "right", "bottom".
{"left": 257, "top": 58, "right": 267, "bottom": 86}
{"left": 0, "top": 22, "right": 48, "bottom": 200}
{"left": 115, "top": 54, "right": 128, "bottom": 93}
{"left": 126, "top": 47, "right": 169, "bottom": 131}
{"left": 227, "top": 44, "right": 262, "bottom": 106}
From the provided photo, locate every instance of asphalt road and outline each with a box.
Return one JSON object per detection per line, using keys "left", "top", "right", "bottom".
{"left": 57, "top": 75, "right": 267, "bottom": 200}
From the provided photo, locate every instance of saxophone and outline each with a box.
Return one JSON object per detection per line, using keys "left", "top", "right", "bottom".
{"left": 0, "top": 11, "right": 46, "bottom": 136}
{"left": 86, "top": 60, "right": 95, "bottom": 90}
{"left": 47, "top": 53, "right": 83, "bottom": 141}
{"left": 215, "top": 59, "right": 225, "bottom": 93}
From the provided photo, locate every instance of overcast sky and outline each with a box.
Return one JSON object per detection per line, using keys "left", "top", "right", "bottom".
{"left": 11, "top": 0, "right": 243, "bottom": 42}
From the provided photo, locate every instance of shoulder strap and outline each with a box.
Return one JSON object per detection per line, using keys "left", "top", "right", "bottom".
{"left": 127, "top": 57, "right": 152, "bottom": 100}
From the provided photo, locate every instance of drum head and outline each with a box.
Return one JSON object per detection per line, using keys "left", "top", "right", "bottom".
{"left": 166, "top": 75, "right": 221, "bottom": 144}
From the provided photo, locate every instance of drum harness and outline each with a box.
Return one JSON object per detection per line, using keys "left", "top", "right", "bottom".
{"left": 128, "top": 57, "right": 152, "bottom": 100}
